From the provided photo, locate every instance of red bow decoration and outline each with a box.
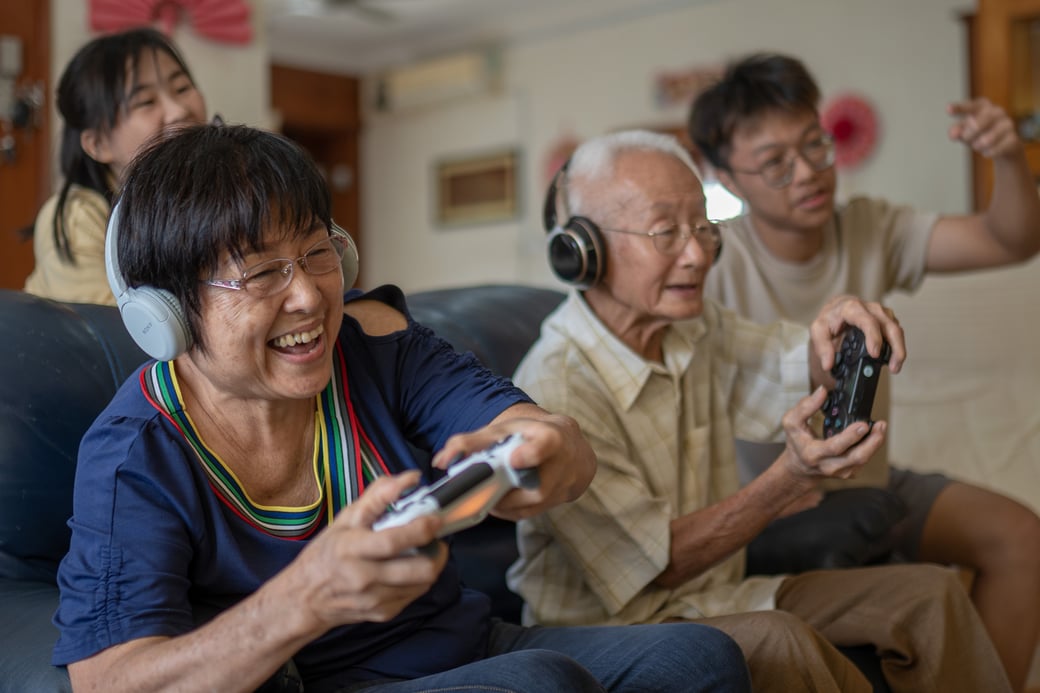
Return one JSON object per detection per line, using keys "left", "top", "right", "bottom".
{"left": 90, "top": 0, "right": 253, "bottom": 45}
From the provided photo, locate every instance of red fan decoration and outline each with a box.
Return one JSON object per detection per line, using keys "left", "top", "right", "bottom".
{"left": 90, "top": 0, "right": 253, "bottom": 46}
{"left": 820, "top": 93, "right": 879, "bottom": 170}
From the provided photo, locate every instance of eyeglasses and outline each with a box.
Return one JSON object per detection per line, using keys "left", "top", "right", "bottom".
{"left": 727, "top": 132, "right": 835, "bottom": 188}
{"left": 601, "top": 220, "right": 722, "bottom": 257}
{"left": 204, "top": 225, "right": 353, "bottom": 298}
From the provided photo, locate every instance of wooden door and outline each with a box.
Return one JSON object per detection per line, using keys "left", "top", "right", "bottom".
{"left": 0, "top": 0, "right": 50, "bottom": 289}
{"left": 270, "top": 65, "right": 362, "bottom": 286}
{"left": 971, "top": 0, "right": 1040, "bottom": 209}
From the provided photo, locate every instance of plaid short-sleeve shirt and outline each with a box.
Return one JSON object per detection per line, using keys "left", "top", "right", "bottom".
{"left": 508, "top": 292, "right": 809, "bottom": 626}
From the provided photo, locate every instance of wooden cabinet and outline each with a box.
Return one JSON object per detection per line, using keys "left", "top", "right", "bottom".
{"left": 970, "top": 0, "right": 1040, "bottom": 209}
{"left": 270, "top": 65, "right": 363, "bottom": 285}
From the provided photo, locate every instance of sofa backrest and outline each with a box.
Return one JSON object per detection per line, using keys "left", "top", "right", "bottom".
{"left": 0, "top": 290, "right": 148, "bottom": 582}
{"left": 404, "top": 284, "right": 565, "bottom": 379}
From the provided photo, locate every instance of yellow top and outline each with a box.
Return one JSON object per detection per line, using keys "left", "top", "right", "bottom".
{"left": 23, "top": 185, "right": 116, "bottom": 306}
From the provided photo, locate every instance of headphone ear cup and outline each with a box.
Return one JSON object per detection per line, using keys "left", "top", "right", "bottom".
{"left": 118, "top": 285, "right": 192, "bottom": 361}
{"left": 546, "top": 215, "right": 604, "bottom": 289}
{"left": 339, "top": 230, "right": 359, "bottom": 288}
{"left": 105, "top": 199, "right": 192, "bottom": 361}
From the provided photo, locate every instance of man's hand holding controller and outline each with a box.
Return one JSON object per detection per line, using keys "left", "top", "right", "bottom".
{"left": 784, "top": 296, "right": 906, "bottom": 480}
{"left": 372, "top": 434, "right": 538, "bottom": 555}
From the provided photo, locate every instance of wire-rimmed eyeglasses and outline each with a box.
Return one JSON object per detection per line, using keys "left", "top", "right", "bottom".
{"left": 204, "top": 225, "right": 353, "bottom": 298}
{"left": 601, "top": 220, "right": 722, "bottom": 257}
{"left": 726, "top": 132, "right": 835, "bottom": 189}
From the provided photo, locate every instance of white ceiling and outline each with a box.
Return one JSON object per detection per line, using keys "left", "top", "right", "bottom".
{"left": 263, "top": 0, "right": 696, "bottom": 75}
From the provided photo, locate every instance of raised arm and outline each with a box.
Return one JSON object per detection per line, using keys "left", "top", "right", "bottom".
{"left": 927, "top": 98, "right": 1040, "bottom": 272}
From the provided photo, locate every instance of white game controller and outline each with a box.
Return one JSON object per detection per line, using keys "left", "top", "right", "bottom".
{"left": 372, "top": 433, "right": 538, "bottom": 554}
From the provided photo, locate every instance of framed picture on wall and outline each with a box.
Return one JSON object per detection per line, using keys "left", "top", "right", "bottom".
{"left": 435, "top": 148, "right": 519, "bottom": 226}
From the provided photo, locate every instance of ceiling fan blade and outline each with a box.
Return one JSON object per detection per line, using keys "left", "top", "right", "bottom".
{"left": 328, "top": 0, "right": 398, "bottom": 24}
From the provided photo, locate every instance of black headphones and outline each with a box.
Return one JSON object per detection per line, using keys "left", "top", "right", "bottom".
{"left": 105, "top": 199, "right": 360, "bottom": 361}
{"left": 542, "top": 154, "right": 722, "bottom": 289}
{"left": 542, "top": 159, "right": 605, "bottom": 289}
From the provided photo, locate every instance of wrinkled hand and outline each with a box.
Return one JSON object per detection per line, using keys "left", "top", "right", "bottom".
{"left": 432, "top": 409, "right": 596, "bottom": 521}
{"left": 808, "top": 294, "right": 906, "bottom": 387}
{"left": 291, "top": 472, "right": 448, "bottom": 630}
{"left": 948, "top": 98, "right": 1021, "bottom": 160}
{"left": 781, "top": 386, "right": 887, "bottom": 480}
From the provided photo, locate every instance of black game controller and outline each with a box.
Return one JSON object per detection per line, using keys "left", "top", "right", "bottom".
{"left": 372, "top": 434, "right": 537, "bottom": 554}
{"left": 821, "top": 327, "right": 891, "bottom": 438}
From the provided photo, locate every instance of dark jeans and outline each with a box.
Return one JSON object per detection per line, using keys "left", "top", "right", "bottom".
{"left": 339, "top": 620, "right": 750, "bottom": 692}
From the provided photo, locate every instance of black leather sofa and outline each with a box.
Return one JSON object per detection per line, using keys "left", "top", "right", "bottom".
{"left": 0, "top": 284, "right": 889, "bottom": 691}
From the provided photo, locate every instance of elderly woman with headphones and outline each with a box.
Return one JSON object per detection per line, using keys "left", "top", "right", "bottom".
{"left": 51, "top": 123, "right": 750, "bottom": 693}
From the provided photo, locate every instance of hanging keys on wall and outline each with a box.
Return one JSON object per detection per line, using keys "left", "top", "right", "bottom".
{"left": 0, "top": 34, "right": 44, "bottom": 167}
{"left": 0, "top": 131, "right": 14, "bottom": 164}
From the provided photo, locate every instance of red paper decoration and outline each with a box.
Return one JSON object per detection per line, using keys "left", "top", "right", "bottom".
{"left": 821, "top": 93, "right": 879, "bottom": 169}
{"left": 543, "top": 135, "right": 580, "bottom": 187}
{"left": 90, "top": 0, "right": 253, "bottom": 46}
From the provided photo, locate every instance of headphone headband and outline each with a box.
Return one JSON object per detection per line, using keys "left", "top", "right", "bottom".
{"left": 542, "top": 160, "right": 568, "bottom": 233}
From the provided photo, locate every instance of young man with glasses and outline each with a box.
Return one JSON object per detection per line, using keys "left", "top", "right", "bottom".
{"left": 690, "top": 52, "right": 1040, "bottom": 692}
{"left": 509, "top": 128, "right": 1013, "bottom": 692}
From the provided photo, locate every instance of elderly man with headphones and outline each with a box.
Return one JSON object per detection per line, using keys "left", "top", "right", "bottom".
{"left": 507, "top": 129, "right": 1012, "bottom": 693}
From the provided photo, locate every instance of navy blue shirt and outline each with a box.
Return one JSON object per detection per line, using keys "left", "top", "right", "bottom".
{"left": 53, "top": 285, "right": 532, "bottom": 690}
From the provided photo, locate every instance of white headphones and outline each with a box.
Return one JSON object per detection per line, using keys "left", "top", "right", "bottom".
{"left": 104, "top": 200, "right": 360, "bottom": 361}
{"left": 105, "top": 200, "right": 192, "bottom": 361}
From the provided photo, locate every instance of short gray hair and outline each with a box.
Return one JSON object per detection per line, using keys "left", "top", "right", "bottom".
{"left": 563, "top": 130, "right": 701, "bottom": 217}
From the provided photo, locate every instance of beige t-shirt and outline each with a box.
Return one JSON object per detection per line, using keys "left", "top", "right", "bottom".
{"left": 24, "top": 185, "right": 117, "bottom": 306}
{"left": 704, "top": 196, "right": 936, "bottom": 487}
{"left": 509, "top": 291, "right": 808, "bottom": 625}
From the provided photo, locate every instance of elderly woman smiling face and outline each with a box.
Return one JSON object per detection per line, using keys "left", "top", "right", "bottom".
{"left": 193, "top": 219, "right": 352, "bottom": 403}
{"left": 115, "top": 125, "right": 352, "bottom": 406}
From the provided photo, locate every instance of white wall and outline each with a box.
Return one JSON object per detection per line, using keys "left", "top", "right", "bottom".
{"left": 360, "top": 0, "right": 1040, "bottom": 512}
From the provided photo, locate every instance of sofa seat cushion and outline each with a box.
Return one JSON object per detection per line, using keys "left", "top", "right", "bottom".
{"left": 0, "top": 579, "right": 70, "bottom": 692}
